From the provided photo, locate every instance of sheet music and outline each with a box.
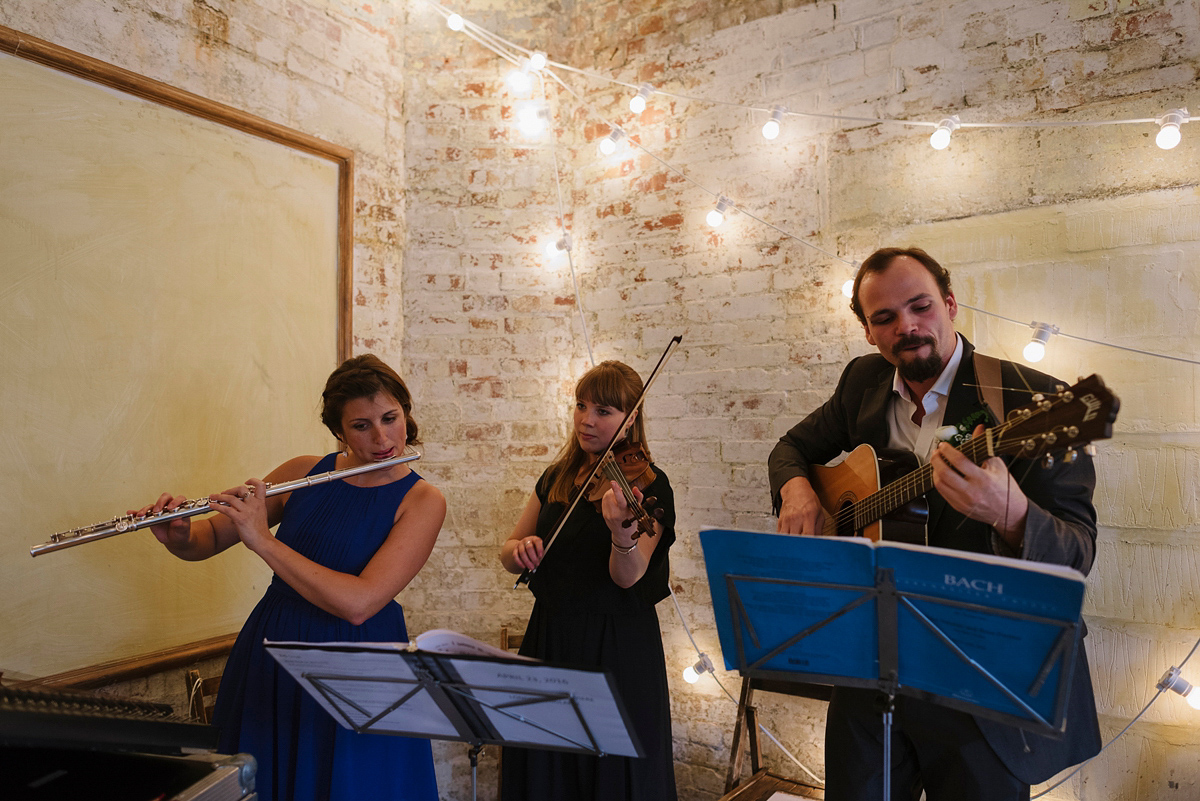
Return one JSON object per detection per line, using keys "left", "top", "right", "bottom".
{"left": 265, "top": 638, "right": 642, "bottom": 756}
{"left": 699, "top": 528, "right": 1085, "bottom": 734}
{"left": 448, "top": 657, "right": 640, "bottom": 756}
{"left": 265, "top": 643, "right": 458, "bottom": 737}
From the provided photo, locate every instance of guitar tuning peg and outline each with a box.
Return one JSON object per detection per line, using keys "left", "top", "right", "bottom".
{"left": 1032, "top": 393, "right": 1045, "bottom": 403}
{"left": 1084, "top": 444, "right": 1098, "bottom": 457}
{"left": 1041, "top": 453, "right": 1055, "bottom": 469}
{"left": 1063, "top": 448, "right": 1078, "bottom": 464}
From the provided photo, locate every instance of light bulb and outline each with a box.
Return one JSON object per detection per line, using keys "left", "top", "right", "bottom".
{"left": 1157, "top": 123, "right": 1181, "bottom": 150}
{"left": 930, "top": 116, "right": 960, "bottom": 150}
{"left": 528, "top": 51, "right": 547, "bottom": 71}
{"left": 683, "top": 654, "right": 714, "bottom": 684}
{"left": 762, "top": 106, "right": 785, "bottom": 140}
{"left": 707, "top": 196, "right": 731, "bottom": 228}
{"left": 629, "top": 83, "right": 653, "bottom": 114}
{"left": 598, "top": 127, "right": 623, "bottom": 155}
{"left": 507, "top": 67, "right": 533, "bottom": 95}
{"left": 545, "top": 233, "right": 571, "bottom": 258}
{"left": 517, "top": 106, "right": 547, "bottom": 136}
{"left": 1158, "top": 666, "right": 1200, "bottom": 711}
{"left": 446, "top": 13, "right": 464, "bottom": 31}
{"left": 842, "top": 278, "right": 855, "bottom": 298}
{"left": 1155, "top": 109, "right": 1188, "bottom": 150}
{"left": 1023, "top": 321, "right": 1057, "bottom": 364}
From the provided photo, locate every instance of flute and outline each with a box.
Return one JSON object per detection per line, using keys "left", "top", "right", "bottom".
{"left": 30, "top": 447, "right": 422, "bottom": 557}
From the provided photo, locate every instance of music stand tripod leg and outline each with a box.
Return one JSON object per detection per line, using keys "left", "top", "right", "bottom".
{"left": 882, "top": 691, "right": 895, "bottom": 801}
{"left": 467, "top": 743, "right": 482, "bottom": 801}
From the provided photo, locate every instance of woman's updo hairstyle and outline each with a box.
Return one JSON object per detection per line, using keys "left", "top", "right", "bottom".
{"left": 320, "top": 354, "right": 419, "bottom": 445}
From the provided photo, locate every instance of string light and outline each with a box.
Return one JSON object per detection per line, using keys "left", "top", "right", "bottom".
{"left": 506, "top": 57, "right": 533, "bottom": 95}
{"left": 432, "top": 2, "right": 1200, "bottom": 371}
{"left": 930, "top": 116, "right": 960, "bottom": 150}
{"left": 629, "top": 83, "right": 653, "bottom": 114}
{"left": 598, "top": 126, "right": 625, "bottom": 155}
{"left": 1023, "top": 321, "right": 1059, "bottom": 363}
{"left": 706, "top": 196, "right": 731, "bottom": 228}
{"left": 683, "top": 653, "right": 714, "bottom": 684}
{"left": 517, "top": 105, "right": 548, "bottom": 136}
{"left": 1156, "top": 108, "right": 1189, "bottom": 150}
{"left": 435, "top": 3, "right": 1187, "bottom": 155}
{"left": 762, "top": 105, "right": 786, "bottom": 140}
{"left": 1158, "top": 667, "right": 1200, "bottom": 710}
{"left": 544, "top": 232, "right": 572, "bottom": 258}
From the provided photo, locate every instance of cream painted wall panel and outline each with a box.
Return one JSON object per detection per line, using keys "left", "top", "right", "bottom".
{"left": 1089, "top": 533, "right": 1200, "bottom": 625}
{"left": 0, "top": 51, "right": 338, "bottom": 676}
{"left": 1087, "top": 621, "right": 1200, "bottom": 730}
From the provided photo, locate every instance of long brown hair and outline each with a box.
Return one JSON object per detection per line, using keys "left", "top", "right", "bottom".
{"left": 544, "top": 361, "right": 651, "bottom": 504}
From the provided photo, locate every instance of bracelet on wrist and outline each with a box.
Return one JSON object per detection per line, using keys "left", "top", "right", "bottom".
{"left": 611, "top": 539, "right": 636, "bottom": 554}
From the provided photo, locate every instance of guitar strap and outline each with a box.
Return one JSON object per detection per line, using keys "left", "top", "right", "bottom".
{"left": 972, "top": 350, "right": 1006, "bottom": 424}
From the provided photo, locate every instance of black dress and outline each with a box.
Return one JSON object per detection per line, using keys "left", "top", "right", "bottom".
{"left": 501, "top": 465, "right": 678, "bottom": 801}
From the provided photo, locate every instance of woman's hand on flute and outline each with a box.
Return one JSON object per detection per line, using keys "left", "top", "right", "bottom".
{"left": 131, "top": 494, "right": 193, "bottom": 551}
{"left": 209, "top": 478, "right": 273, "bottom": 552}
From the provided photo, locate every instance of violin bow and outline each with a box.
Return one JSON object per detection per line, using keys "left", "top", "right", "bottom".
{"left": 514, "top": 335, "right": 683, "bottom": 589}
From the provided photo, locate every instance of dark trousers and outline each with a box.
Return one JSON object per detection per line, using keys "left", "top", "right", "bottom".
{"left": 824, "top": 688, "right": 1030, "bottom": 801}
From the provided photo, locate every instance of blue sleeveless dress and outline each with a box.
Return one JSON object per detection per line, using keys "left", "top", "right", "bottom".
{"left": 213, "top": 453, "right": 438, "bottom": 801}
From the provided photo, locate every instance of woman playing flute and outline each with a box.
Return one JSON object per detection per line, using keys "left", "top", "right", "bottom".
{"left": 137, "top": 354, "right": 444, "bottom": 801}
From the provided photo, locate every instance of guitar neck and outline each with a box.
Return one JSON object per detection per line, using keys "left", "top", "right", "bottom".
{"left": 848, "top": 433, "right": 995, "bottom": 532}
{"left": 817, "top": 373, "right": 1117, "bottom": 540}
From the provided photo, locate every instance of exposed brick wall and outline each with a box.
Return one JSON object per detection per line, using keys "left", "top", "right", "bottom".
{"left": 405, "top": 2, "right": 1200, "bottom": 799}
{"left": 4, "top": 0, "right": 1200, "bottom": 799}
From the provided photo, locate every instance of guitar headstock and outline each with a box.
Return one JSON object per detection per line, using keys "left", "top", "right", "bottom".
{"left": 989, "top": 374, "right": 1120, "bottom": 463}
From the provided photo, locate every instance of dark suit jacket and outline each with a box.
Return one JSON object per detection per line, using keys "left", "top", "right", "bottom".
{"left": 767, "top": 336, "right": 1102, "bottom": 784}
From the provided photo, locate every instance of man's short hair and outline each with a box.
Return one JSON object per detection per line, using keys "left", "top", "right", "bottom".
{"left": 849, "top": 246, "right": 953, "bottom": 325}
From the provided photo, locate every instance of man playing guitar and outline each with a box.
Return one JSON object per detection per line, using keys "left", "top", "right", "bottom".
{"left": 769, "top": 247, "right": 1105, "bottom": 801}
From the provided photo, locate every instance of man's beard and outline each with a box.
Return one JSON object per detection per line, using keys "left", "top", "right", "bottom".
{"left": 893, "top": 335, "right": 943, "bottom": 383}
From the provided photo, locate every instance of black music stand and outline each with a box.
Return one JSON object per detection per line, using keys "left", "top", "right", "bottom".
{"left": 700, "top": 528, "right": 1087, "bottom": 801}
{"left": 265, "top": 640, "right": 642, "bottom": 800}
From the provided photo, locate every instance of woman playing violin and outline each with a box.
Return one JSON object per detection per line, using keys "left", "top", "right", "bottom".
{"left": 499, "top": 360, "right": 678, "bottom": 801}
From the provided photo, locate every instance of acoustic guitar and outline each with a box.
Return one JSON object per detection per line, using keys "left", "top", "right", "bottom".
{"left": 807, "top": 374, "right": 1120, "bottom": 545}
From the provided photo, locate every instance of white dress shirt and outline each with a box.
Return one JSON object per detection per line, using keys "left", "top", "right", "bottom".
{"left": 886, "top": 334, "right": 964, "bottom": 465}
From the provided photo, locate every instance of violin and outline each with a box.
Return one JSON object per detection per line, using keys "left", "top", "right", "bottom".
{"left": 515, "top": 335, "right": 682, "bottom": 588}
{"left": 574, "top": 441, "right": 664, "bottom": 540}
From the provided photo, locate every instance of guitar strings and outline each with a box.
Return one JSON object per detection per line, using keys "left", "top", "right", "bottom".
{"left": 825, "top": 395, "right": 1063, "bottom": 537}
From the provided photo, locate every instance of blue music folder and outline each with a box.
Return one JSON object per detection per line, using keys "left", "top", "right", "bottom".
{"left": 700, "top": 528, "right": 1087, "bottom": 735}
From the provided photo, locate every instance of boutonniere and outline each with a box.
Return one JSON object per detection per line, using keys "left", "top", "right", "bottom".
{"left": 939, "top": 409, "right": 991, "bottom": 447}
